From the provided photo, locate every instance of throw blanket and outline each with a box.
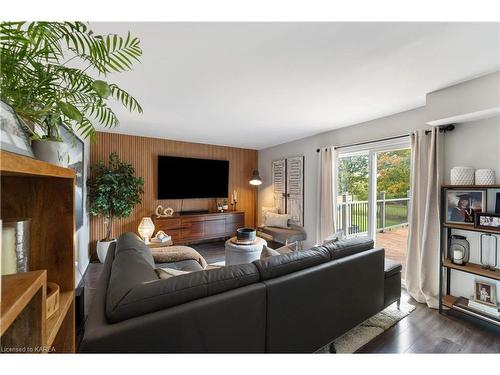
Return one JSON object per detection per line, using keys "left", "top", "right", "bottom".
{"left": 150, "top": 245, "right": 208, "bottom": 269}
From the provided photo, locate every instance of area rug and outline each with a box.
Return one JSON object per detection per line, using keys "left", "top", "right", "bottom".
{"left": 316, "top": 300, "right": 416, "bottom": 354}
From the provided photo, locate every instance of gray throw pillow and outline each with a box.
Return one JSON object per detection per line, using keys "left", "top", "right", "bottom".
{"left": 260, "top": 243, "right": 295, "bottom": 259}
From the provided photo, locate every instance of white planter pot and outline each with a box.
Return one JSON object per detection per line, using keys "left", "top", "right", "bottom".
{"left": 32, "top": 139, "right": 69, "bottom": 167}
{"left": 96, "top": 240, "right": 116, "bottom": 263}
{"left": 475, "top": 169, "right": 496, "bottom": 185}
{"left": 450, "top": 166, "right": 475, "bottom": 185}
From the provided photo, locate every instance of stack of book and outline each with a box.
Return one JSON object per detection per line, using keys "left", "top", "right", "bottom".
{"left": 151, "top": 235, "right": 172, "bottom": 243}
{"left": 467, "top": 299, "right": 500, "bottom": 318}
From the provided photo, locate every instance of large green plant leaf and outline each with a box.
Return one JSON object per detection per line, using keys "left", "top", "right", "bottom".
{"left": 0, "top": 21, "right": 143, "bottom": 139}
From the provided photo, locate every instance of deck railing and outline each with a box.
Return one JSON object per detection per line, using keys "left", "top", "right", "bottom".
{"left": 336, "top": 192, "right": 410, "bottom": 236}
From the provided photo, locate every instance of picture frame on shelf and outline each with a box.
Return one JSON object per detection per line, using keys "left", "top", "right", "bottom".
{"left": 495, "top": 192, "right": 500, "bottom": 214}
{"left": 475, "top": 212, "right": 500, "bottom": 232}
{"left": 473, "top": 280, "right": 497, "bottom": 307}
{"left": 0, "top": 100, "right": 34, "bottom": 158}
{"left": 444, "top": 189, "right": 487, "bottom": 225}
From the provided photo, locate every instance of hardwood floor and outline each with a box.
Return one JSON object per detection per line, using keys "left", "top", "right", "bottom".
{"left": 358, "top": 290, "right": 500, "bottom": 353}
{"left": 81, "top": 240, "right": 499, "bottom": 353}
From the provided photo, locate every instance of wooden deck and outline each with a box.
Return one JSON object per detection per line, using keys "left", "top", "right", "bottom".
{"left": 376, "top": 226, "right": 408, "bottom": 276}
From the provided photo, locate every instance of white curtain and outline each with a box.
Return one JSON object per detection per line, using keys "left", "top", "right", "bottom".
{"left": 405, "top": 128, "right": 443, "bottom": 308}
{"left": 316, "top": 147, "right": 337, "bottom": 244}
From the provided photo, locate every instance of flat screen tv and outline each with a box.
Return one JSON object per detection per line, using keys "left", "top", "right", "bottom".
{"left": 158, "top": 156, "right": 229, "bottom": 199}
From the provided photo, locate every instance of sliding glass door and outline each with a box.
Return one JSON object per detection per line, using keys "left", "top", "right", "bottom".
{"left": 337, "top": 138, "right": 411, "bottom": 276}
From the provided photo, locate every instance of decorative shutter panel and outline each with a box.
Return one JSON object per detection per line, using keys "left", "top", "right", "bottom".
{"left": 272, "top": 159, "right": 286, "bottom": 214}
{"left": 286, "top": 156, "right": 304, "bottom": 226}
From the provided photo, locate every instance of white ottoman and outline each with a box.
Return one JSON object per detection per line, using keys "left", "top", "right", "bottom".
{"left": 225, "top": 237, "right": 267, "bottom": 266}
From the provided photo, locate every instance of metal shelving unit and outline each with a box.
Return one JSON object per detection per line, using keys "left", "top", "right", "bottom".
{"left": 439, "top": 185, "right": 500, "bottom": 328}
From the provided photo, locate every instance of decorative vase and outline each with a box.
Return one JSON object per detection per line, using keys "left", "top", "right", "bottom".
{"left": 450, "top": 166, "right": 475, "bottom": 185}
{"left": 96, "top": 239, "right": 116, "bottom": 263}
{"left": 475, "top": 169, "right": 496, "bottom": 185}
{"left": 32, "top": 139, "right": 69, "bottom": 167}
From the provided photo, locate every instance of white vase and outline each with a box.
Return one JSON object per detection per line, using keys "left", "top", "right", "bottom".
{"left": 32, "top": 139, "right": 69, "bottom": 167}
{"left": 450, "top": 166, "right": 475, "bottom": 185}
{"left": 96, "top": 240, "right": 116, "bottom": 263}
{"left": 475, "top": 169, "right": 496, "bottom": 185}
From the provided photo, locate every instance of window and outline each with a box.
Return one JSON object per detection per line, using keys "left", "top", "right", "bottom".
{"left": 337, "top": 137, "right": 411, "bottom": 277}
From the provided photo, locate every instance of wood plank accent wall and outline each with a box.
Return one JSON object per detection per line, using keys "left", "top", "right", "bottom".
{"left": 89, "top": 132, "right": 258, "bottom": 259}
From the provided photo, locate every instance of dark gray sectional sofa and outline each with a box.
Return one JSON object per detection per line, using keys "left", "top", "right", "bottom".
{"left": 80, "top": 232, "right": 401, "bottom": 353}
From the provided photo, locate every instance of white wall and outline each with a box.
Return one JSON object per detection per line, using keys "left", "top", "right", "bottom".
{"left": 444, "top": 117, "right": 500, "bottom": 183}
{"left": 258, "top": 106, "right": 428, "bottom": 249}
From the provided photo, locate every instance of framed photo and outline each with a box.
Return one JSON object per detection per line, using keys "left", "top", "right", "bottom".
{"left": 473, "top": 280, "right": 497, "bottom": 307}
{"left": 0, "top": 101, "right": 34, "bottom": 158}
{"left": 475, "top": 212, "right": 500, "bottom": 232}
{"left": 60, "top": 126, "right": 85, "bottom": 230}
{"left": 445, "top": 189, "right": 487, "bottom": 225}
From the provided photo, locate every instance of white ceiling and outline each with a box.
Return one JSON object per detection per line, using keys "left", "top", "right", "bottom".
{"left": 90, "top": 22, "right": 500, "bottom": 150}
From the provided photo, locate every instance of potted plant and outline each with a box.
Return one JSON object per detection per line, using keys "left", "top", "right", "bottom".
{"left": 0, "top": 22, "right": 143, "bottom": 166}
{"left": 87, "top": 152, "right": 144, "bottom": 262}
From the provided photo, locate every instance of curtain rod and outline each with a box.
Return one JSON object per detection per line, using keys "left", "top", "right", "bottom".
{"left": 316, "top": 124, "right": 455, "bottom": 152}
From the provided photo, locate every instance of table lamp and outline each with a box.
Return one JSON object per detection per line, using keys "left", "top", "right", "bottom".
{"left": 138, "top": 217, "right": 155, "bottom": 244}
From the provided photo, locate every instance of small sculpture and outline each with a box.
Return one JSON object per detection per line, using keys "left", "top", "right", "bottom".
{"left": 155, "top": 205, "right": 174, "bottom": 218}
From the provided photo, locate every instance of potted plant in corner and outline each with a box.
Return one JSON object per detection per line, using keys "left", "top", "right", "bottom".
{"left": 0, "top": 22, "right": 143, "bottom": 165}
{"left": 87, "top": 152, "right": 144, "bottom": 262}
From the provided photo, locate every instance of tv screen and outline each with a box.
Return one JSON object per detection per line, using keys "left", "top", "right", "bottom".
{"left": 157, "top": 156, "right": 229, "bottom": 199}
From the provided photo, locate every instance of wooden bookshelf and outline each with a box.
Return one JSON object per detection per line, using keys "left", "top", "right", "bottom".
{"left": 1, "top": 271, "right": 47, "bottom": 352}
{"left": 1, "top": 150, "right": 76, "bottom": 353}
{"left": 443, "top": 222, "right": 500, "bottom": 235}
{"left": 442, "top": 259, "right": 500, "bottom": 281}
{"left": 439, "top": 184, "right": 500, "bottom": 329}
{"left": 442, "top": 184, "right": 500, "bottom": 189}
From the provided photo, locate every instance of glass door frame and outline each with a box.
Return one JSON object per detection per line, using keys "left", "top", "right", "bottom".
{"left": 337, "top": 137, "right": 411, "bottom": 241}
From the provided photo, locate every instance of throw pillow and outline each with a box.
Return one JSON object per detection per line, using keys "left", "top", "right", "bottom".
{"left": 155, "top": 267, "right": 191, "bottom": 279}
{"left": 262, "top": 206, "right": 279, "bottom": 221}
{"left": 260, "top": 243, "right": 295, "bottom": 259}
{"left": 264, "top": 212, "right": 291, "bottom": 228}
{"left": 323, "top": 230, "right": 344, "bottom": 245}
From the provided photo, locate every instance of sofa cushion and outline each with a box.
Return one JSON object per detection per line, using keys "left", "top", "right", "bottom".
{"left": 253, "top": 245, "right": 331, "bottom": 281}
{"left": 259, "top": 225, "right": 307, "bottom": 244}
{"left": 155, "top": 259, "right": 204, "bottom": 272}
{"left": 115, "top": 232, "right": 155, "bottom": 267}
{"left": 384, "top": 258, "right": 402, "bottom": 278}
{"left": 322, "top": 237, "right": 375, "bottom": 260}
{"left": 106, "top": 242, "right": 158, "bottom": 317}
{"left": 105, "top": 263, "right": 260, "bottom": 323}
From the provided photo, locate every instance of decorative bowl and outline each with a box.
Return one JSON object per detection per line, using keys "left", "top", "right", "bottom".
{"left": 236, "top": 227, "right": 256, "bottom": 242}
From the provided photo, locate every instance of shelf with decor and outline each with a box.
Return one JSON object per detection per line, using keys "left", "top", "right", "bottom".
{"left": 442, "top": 295, "right": 500, "bottom": 327}
{"left": 439, "top": 184, "right": 500, "bottom": 330}
{"left": 0, "top": 150, "right": 76, "bottom": 353}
